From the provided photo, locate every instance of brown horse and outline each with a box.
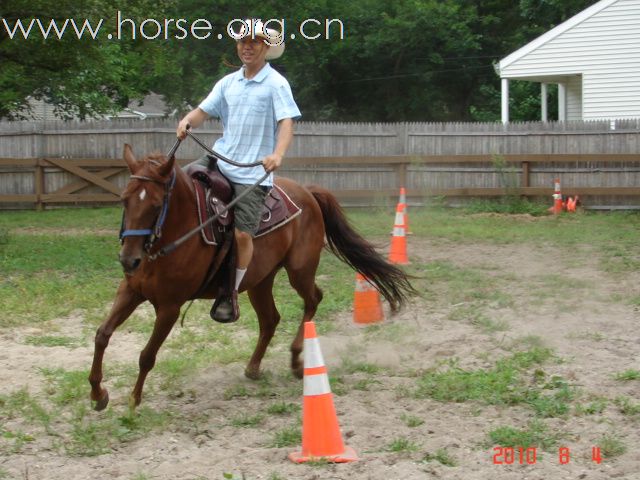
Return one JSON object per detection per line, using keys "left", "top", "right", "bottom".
{"left": 89, "top": 144, "right": 415, "bottom": 411}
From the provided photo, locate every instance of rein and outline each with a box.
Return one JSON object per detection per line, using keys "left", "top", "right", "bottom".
{"left": 120, "top": 130, "right": 269, "bottom": 260}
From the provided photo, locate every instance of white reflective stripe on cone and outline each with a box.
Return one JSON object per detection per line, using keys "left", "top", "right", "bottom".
{"left": 303, "top": 373, "right": 332, "bottom": 396}
{"left": 303, "top": 337, "right": 325, "bottom": 369}
{"left": 393, "top": 227, "right": 405, "bottom": 237}
{"left": 355, "top": 278, "right": 375, "bottom": 292}
{"left": 394, "top": 212, "right": 404, "bottom": 224}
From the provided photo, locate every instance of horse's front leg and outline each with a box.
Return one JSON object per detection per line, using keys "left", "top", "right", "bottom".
{"left": 89, "top": 280, "right": 145, "bottom": 411}
{"left": 129, "top": 303, "right": 181, "bottom": 409}
{"left": 245, "top": 273, "right": 280, "bottom": 380}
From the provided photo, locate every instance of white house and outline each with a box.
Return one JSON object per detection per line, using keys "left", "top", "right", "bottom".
{"left": 497, "top": 0, "right": 640, "bottom": 122}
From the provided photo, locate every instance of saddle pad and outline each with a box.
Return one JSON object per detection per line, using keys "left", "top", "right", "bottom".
{"left": 255, "top": 184, "right": 302, "bottom": 238}
{"left": 193, "top": 180, "right": 301, "bottom": 244}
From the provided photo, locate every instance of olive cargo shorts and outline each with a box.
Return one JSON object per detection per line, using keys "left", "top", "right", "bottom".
{"left": 231, "top": 182, "right": 269, "bottom": 235}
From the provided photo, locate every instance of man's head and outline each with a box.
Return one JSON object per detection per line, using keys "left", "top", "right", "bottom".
{"left": 233, "top": 19, "right": 285, "bottom": 63}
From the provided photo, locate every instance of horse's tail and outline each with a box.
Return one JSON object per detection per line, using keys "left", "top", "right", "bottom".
{"left": 308, "top": 186, "right": 417, "bottom": 311}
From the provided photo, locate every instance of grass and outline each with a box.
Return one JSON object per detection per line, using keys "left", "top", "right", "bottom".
{"left": 24, "top": 335, "right": 84, "bottom": 348}
{"left": 0, "top": 367, "right": 172, "bottom": 457}
{"left": 270, "top": 426, "right": 301, "bottom": 448}
{"left": 598, "top": 434, "right": 627, "bottom": 458}
{"left": 400, "top": 414, "right": 424, "bottom": 427}
{"left": 422, "top": 448, "right": 457, "bottom": 466}
{"left": 349, "top": 207, "right": 640, "bottom": 249}
{"left": 386, "top": 437, "right": 420, "bottom": 453}
{"left": 488, "top": 420, "right": 558, "bottom": 450}
{"left": 465, "top": 198, "right": 550, "bottom": 216}
{"left": 3, "top": 206, "right": 640, "bottom": 466}
{"left": 415, "top": 347, "right": 555, "bottom": 406}
{"left": 574, "top": 398, "right": 608, "bottom": 416}
{"left": 266, "top": 401, "right": 299, "bottom": 415}
{"left": 415, "top": 348, "right": 580, "bottom": 420}
{"left": 614, "top": 369, "right": 640, "bottom": 381}
{"left": 0, "top": 233, "right": 121, "bottom": 326}
{"left": 229, "top": 413, "right": 265, "bottom": 428}
{"left": 614, "top": 396, "right": 640, "bottom": 416}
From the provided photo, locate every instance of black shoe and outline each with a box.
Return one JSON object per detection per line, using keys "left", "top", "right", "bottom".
{"left": 210, "top": 290, "right": 239, "bottom": 323}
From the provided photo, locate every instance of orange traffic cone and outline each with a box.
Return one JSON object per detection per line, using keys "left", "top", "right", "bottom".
{"left": 388, "top": 203, "right": 409, "bottom": 265}
{"left": 398, "top": 187, "right": 412, "bottom": 235}
{"left": 289, "top": 321, "right": 358, "bottom": 464}
{"left": 566, "top": 195, "right": 579, "bottom": 213}
{"left": 548, "top": 178, "right": 564, "bottom": 215}
{"left": 353, "top": 273, "right": 384, "bottom": 325}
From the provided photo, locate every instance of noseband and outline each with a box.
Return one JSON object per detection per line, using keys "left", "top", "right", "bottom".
{"left": 119, "top": 169, "right": 177, "bottom": 254}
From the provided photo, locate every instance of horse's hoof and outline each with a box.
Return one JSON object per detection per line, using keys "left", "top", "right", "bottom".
{"left": 292, "top": 364, "right": 304, "bottom": 380}
{"left": 128, "top": 395, "right": 139, "bottom": 412}
{"left": 244, "top": 367, "right": 262, "bottom": 381}
{"left": 92, "top": 390, "right": 109, "bottom": 411}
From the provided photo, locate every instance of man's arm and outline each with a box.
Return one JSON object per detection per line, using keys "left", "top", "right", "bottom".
{"left": 262, "top": 118, "right": 294, "bottom": 172}
{"left": 176, "top": 107, "right": 210, "bottom": 139}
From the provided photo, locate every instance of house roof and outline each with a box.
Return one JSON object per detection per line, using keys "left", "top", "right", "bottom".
{"left": 499, "top": 0, "right": 619, "bottom": 72}
{"left": 19, "top": 92, "right": 173, "bottom": 121}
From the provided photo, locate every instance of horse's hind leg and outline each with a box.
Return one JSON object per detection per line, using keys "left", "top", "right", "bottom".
{"left": 89, "top": 280, "right": 145, "bottom": 411}
{"left": 286, "top": 265, "right": 323, "bottom": 379}
{"left": 245, "top": 272, "right": 280, "bottom": 380}
{"left": 130, "top": 303, "right": 180, "bottom": 409}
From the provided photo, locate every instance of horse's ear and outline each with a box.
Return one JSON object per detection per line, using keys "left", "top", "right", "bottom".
{"left": 123, "top": 144, "right": 139, "bottom": 173}
{"left": 158, "top": 153, "right": 176, "bottom": 178}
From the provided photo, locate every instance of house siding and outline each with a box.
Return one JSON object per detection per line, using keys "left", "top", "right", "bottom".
{"left": 566, "top": 76, "right": 583, "bottom": 121}
{"left": 500, "top": 0, "right": 640, "bottom": 120}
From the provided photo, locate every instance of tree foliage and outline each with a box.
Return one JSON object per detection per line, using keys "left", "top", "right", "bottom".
{"left": 0, "top": 0, "right": 169, "bottom": 119}
{"left": 1, "top": 0, "right": 599, "bottom": 121}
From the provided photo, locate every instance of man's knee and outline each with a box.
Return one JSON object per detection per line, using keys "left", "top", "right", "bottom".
{"left": 235, "top": 228, "right": 253, "bottom": 247}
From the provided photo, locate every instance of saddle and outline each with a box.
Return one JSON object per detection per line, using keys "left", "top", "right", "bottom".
{"left": 185, "top": 162, "right": 302, "bottom": 246}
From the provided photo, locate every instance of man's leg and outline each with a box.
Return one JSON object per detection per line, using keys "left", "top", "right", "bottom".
{"left": 211, "top": 182, "right": 267, "bottom": 323}
{"left": 234, "top": 228, "right": 253, "bottom": 291}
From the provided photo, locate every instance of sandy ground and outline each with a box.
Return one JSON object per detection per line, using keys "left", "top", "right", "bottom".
{"left": 1, "top": 234, "right": 640, "bottom": 480}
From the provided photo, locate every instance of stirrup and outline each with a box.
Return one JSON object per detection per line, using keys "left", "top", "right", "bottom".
{"left": 210, "top": 291, "right": 239, "bottom": 323}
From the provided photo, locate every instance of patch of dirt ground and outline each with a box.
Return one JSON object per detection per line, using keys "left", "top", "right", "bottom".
{"left": 2, "top": 236, "right": 640, "bottom": 480}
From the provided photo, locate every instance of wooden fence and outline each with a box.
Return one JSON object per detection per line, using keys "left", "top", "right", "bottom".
{"left": 1, "top": 119, "right": 639, "bottom": 209}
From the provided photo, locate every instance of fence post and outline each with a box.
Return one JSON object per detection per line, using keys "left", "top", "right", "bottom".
{"left": 397, "top": 122, "right": 409, "bottom": 191}
{"left": 397, "top": 161, "right": 408, "bottom": 190}
{"left": 35, "top": 158, "right": 45, "bottom": 211}
{"left": 521, "top": 161, "right": 530, "bottom": 191}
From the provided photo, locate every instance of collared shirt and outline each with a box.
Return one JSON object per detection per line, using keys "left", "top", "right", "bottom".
{"left": 198, "top": 63, "right": 301, "bottom": 186}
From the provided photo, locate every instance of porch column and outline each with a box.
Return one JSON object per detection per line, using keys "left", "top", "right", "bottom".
{"left": 501, "top": 78, "right": 509, "bottom": 124}
{"left": 541, "top": 83, "right": 548, "bottom": 122}
{"left": 558, "top": 82, "right": 567, "bottom": 121}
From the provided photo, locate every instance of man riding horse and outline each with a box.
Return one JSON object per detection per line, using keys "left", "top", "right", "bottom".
{"left": 176, "top": 19, "right": 300, "bottom": 323}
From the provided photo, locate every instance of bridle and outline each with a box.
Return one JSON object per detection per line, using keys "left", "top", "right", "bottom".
{"left": 119, "top": 169, "right": 177, "bottom": 254}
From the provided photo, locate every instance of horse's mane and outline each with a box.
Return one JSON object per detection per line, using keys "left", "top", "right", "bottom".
{"left": 138, "top": 152, "right": 171, "bottom": 179}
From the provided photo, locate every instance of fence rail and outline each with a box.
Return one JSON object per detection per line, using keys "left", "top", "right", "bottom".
{"left": 1, "top": 119, "right": 639, "bottom": 209}
{"left": 2, "top": 154, "right": 639, "bottom": 210}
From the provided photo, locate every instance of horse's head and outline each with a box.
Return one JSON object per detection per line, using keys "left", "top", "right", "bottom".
{"left": 119, "top": 144, "right": 176, "bottom": 274}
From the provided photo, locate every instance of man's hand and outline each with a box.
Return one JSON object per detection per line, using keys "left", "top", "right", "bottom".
{"left": 176, "top": 119, "right": 191, "bottom": 140}
{"left": 176, "top": 108, "right": 209, "bottom": 139}
{"left": 262, "top": 153, "right": 283, "bottom": 172}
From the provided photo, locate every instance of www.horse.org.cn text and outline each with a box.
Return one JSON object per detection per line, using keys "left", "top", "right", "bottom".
{"left": 1, "top": 13, "right": 346, "bottom": 42}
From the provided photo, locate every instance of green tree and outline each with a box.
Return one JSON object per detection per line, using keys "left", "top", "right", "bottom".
{"left": 0, "top": 0, "right": 170, "bottom": 119}
{"left": 0, "top": 0, "right": 601, "bottom": 121}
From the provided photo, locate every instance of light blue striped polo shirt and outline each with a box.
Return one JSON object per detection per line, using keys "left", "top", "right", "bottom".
{"left": 198, "top": 63, "right": 301, "bottom": 186}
